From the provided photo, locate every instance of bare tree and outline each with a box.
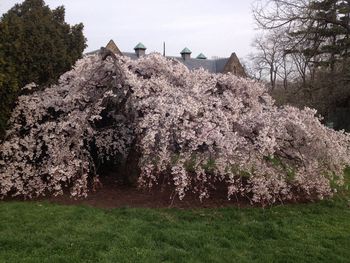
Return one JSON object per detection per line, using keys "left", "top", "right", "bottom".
{"left": 277, "top": 54, "right": 295, "bottom": 89}
{"left": 250, "top": 29, "right": 294, "bottom": 91}
{"left": 253, "top": 0, "right": 350, "bottom": 33}
{"left": 250, "top": 0, "right": 350, "bottom": 126}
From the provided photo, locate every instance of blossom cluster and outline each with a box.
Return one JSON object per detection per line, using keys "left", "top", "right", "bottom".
{"left": 0, "top": 51, "right": 349, "bottom": 204}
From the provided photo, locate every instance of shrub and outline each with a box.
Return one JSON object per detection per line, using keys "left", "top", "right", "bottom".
{"left": 0, "top": 51, "right": 349, "bottom": 204}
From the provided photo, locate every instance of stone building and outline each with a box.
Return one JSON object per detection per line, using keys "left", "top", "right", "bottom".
{"left": 89, "top": 39, "right": 246, "bottom": 77}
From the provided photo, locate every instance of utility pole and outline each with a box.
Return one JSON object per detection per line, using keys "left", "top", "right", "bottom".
{"left": 163, "top": 41, "right": 165, "bottom": 56}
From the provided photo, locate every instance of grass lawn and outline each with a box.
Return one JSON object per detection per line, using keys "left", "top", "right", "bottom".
{"left": 0, "top": 196, "right": 349, "bottom": 263}
{"left": 1, "top": 168, "right": 350, "bottom": 263}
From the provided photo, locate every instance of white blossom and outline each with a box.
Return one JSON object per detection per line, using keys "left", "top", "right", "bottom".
{"left": 1, "top": 52, "right": 349, "bottom": 204}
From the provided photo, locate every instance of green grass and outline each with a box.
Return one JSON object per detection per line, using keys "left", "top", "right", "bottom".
{"left": 0, "top": 197, "right": 349, "bottom": 263}
{"left": 1, "top": 169, "right": 350, "bottom": 263}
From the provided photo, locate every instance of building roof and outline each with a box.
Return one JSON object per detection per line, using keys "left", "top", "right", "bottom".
{"left": 85, "top": 40, "right": 246, "bottom": 76}
{"left": 87, "top": 49, "right": 230, "bottom": 74}
{"left": 165, "top": 55, "right": 229, "bottom": 73}
{"left": 134, "top": 42, "right": 146, "bottom": 50}
{"left": 180, "top": 47, "right": 192, "bottom": 54}
{"left": 185, "top": 58, "right": 229, "bottom": 73}
{"left": 196, "top": 53, "right": 207, "bottom": 59}
{"left": 122, "top": 52, "right": 138, "bottom": 60}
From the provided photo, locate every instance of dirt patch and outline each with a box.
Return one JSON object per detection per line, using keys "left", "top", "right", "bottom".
{"left": 3, "top": 176, "right": 313, "bottom": 209}
{"left": 41, "top": 177, "right": 251, "bottom": 209}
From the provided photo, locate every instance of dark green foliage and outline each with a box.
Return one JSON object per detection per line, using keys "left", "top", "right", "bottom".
{"left": 257, "top": 1, "right": 350, "bottom": 124}
{"left": 289, "top": 0, "right": 350, "bottom": 67}
{"left": 0, "top": 0, "right": 87, "bottom": 139}
{"left": 0, "top": 51, "right": 18, "bottom": 139}
{"left": 308, "top": 1, "right": 350, "bottom": 109}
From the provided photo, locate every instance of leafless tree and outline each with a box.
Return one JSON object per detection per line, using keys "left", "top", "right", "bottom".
{"left": 250, "top": 29, "right": 296, "bottom": 91}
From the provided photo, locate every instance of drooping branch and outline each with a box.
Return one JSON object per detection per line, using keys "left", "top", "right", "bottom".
{"left": 0, "top": 52, "right": 349, "bottom": 205}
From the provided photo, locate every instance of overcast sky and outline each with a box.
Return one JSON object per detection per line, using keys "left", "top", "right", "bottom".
{"left": 0, "top": 0, "right": 258, "bottom": 59}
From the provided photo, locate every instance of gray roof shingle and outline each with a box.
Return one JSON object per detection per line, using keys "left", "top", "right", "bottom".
{"left": 122, "top": 52, "right": 138, "bottom": 60}
{"left": 86, "top": 49, "right": 228, "bottom": 73}
{"left": 172, "top": 57, "right": 229, "bottom": 73}
{"left": 215, "top": 58, "right": 229, "bottom": 73}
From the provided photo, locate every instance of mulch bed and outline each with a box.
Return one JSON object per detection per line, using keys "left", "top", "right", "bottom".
{"left": 4, "top": 177, "right": 312, "bottom": 209}
{"left": 43, "top": 177, "right": 250, "bottom": 209}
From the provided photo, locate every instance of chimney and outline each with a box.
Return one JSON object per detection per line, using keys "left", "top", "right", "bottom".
{"left": 134, "top": 42, "right": 146, "bottom": 58}
{"left": 180, "top": 47, "right": 191, "bottom": 60}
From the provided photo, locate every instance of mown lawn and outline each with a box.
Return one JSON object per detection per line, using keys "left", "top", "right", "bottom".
{"left": 1, "top": 170, "right": 350, "bottom": 263}
{"left": 0, "top": 193, "right": 349, "bottom": 263}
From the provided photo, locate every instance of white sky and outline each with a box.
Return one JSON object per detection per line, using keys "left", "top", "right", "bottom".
{"left": 0, "top": 0, "right": 258, "bottom": 59}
